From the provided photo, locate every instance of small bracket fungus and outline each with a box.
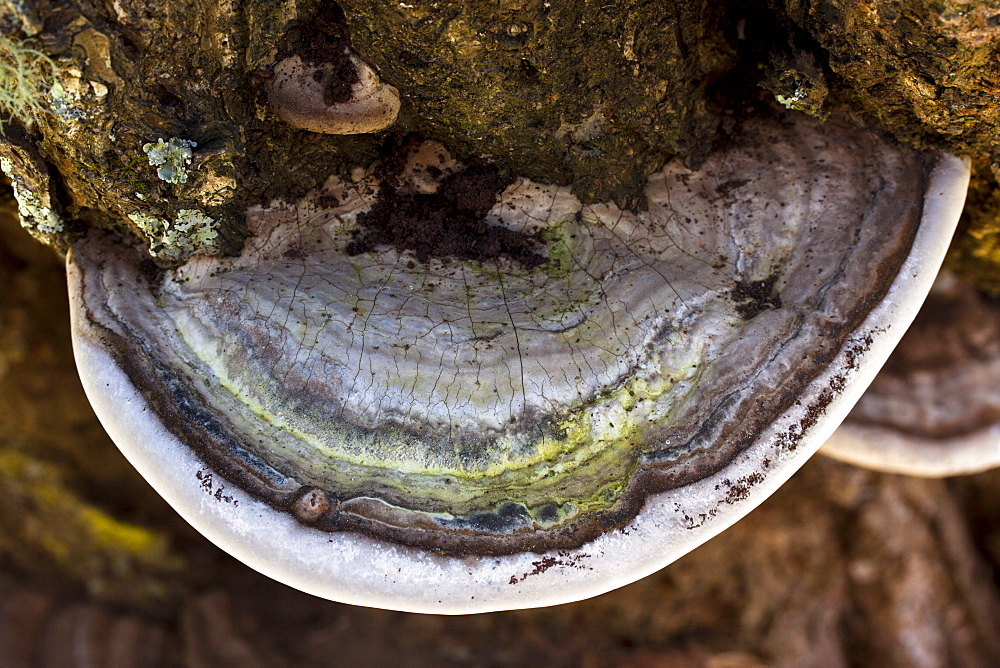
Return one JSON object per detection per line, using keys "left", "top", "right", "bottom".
{"left": 142, "top": 137, "right": 196, "bottom": 184}
{"left": 266, "top": 51, "right": 400, "bottom": 134}
{"left": 68, "top": 113, "right": 968, "bottom": 614}
{"left": 821, "top": 272, "right": 1000, "bottom": 477}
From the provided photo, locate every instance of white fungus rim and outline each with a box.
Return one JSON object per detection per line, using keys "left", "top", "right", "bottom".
{"left": 821, "top": 422, "right": 1000, "bottom": 477}
{"left": 68, "top": 154, "right": 969, "bottom": 615}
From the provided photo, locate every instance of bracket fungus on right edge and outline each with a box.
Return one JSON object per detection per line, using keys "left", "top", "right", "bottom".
{"left": 822, "top": 272, "right": 1000, "bottom": 477}
{"left": 67, "top": 112, "right": 969, "bottom": 614}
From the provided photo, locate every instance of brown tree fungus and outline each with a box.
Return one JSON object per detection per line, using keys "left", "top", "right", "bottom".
{"left": 267, "top": 53, "right": 400, "bottom": 135}
{"left": 68, "top": 112, "right": 968, "bottom": 613}
{"left": 822, "top": 273, "right": 1000, "bottom": 477}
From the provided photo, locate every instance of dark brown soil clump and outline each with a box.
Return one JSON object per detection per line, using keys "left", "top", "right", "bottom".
{"left": 347, "top": 164, "right": 546, "bottom": 269}
{"left": 731, "top": 273, "right": 782, "bottom": 320}
{"left": 284, "top": 5, "right": 357, "bottom": 105}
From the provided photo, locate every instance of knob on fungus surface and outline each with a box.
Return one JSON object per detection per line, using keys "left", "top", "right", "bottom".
{"left": 67, "top": 112, "right": 968, "bottom": 613}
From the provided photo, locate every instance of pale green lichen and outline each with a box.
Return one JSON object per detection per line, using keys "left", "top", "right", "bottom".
{"left": 142, "top": 137, "right": 197, "bottom": 184}
{"left": 0, "top": 156, "right": 64, "bottom": 244}
{"left": 0, "top": 34, "right": 54, "bottom": 131}
{"left": 762, "top": 56, "right": 829, "bottom": 120}
{"left": 48, "top": 78, "right": 85, "bottom": 123}
{"left": 775, "top": 91, "right": 804, "bottom": 110}
{"left": 11, "top": 186, "right": 62, "bottom": 238}
{"left": 128, "top": 208, "right": 218, "bottom": 260}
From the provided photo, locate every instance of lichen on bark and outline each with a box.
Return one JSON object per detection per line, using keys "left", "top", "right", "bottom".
{"left": 0, "top": 0, "right": 739, "bottom": 262}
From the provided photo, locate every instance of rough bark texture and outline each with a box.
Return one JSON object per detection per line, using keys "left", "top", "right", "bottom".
{"left": 770, "top": 0, "right": 1000, "bottom": 291}
{"left": 339, "top": 0, "right": 734, "bottom": 206}
{"left": 0, "top": 0, "right": 736, "bottom": 258}
{"left": 1, "top": 0, "right": 997, "bottom": 282}
{"left": 3, "top": 1, "right": 1000, "bottom": 665}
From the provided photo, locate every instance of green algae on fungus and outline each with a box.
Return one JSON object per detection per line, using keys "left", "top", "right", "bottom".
{"left": 68, "top": 113, "right": 967, "bottom": 613}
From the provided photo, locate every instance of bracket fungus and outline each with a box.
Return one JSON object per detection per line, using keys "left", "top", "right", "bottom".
{"left": 821, "top": 272, "right": 1000, "bottom": 477}
{"left": 68, "top": 113, "right": 968, "bottom": 613}
{"left": 266, "top": 51, "right": 400, "bottom": 135}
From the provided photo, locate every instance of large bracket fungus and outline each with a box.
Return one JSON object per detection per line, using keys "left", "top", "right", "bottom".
{"left": 68, "top": 113, "right": 968, "bottom": 613}
{"left": 822, "top": 272, "right": 1000, "bottom": 477}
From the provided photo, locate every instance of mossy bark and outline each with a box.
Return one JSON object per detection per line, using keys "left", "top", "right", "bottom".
{"left": 0, "top": 0, "right": 735, "bottom": 260}
{"left": 0, "top": 0, "right": 998, "bottom": 284}
{"left": 772, "top": 0, "right": 1000, "bottom": 291}
{"left": 339, "top": 0, "right": 734, "bottom": 206}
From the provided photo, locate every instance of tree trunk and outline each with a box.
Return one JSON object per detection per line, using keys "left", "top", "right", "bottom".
{"left": 2, "top": 1, "right": 997, "bottom": 271}
{"left": 3, "top": 1, "right": 1000, "bottom": 665}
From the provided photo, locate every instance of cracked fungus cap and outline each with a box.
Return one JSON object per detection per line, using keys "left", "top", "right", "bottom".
{"left": 821, "top": 272, "right": 1000, "bottom": 477}
{"left": 68, "top": 113, "right": 968, "bottom": 614}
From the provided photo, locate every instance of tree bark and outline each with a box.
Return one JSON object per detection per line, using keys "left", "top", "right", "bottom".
{"left": 2, "top": 1, "right": 997, "bottom": 273}
{"left": 3, "top": 2, "right": 1000, "bottom": 665}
